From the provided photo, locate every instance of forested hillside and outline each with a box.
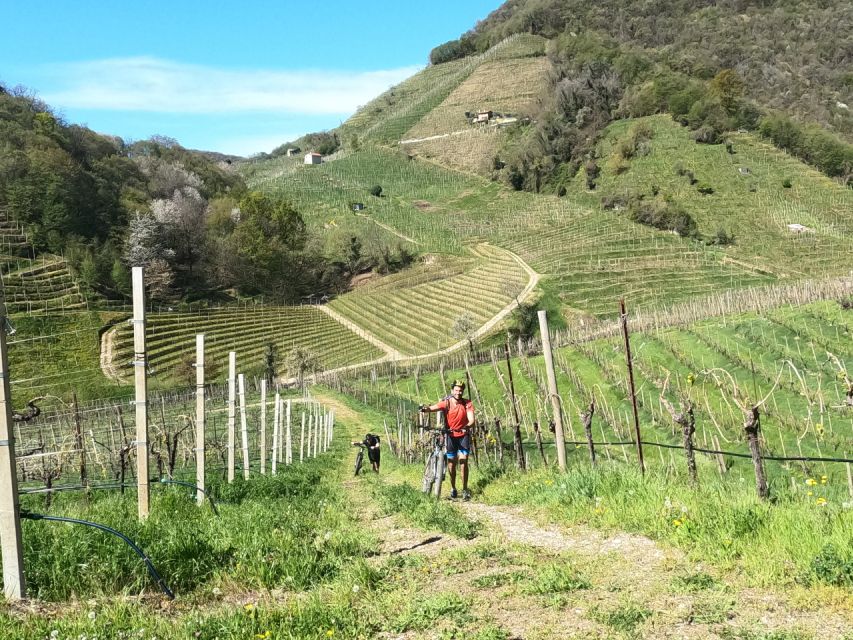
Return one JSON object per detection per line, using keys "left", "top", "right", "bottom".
{"left": 0, "top": 85, "right": 381, "bottom": 305}
{"left": 423, "top": 0, "right": 852, "bottom": 195}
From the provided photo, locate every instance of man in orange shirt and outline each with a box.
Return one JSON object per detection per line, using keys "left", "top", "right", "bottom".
{"left": 420, "top": 379, "right": 475, "bottom": 500}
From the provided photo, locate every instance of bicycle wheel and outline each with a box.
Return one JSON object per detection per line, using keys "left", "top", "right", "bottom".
{"left": 432, "top": 452, "right": 446, "bottom": 499}
{"left": 422, "top": 449, "right": 438, "bottom": 493}
{"left": 354, "top": 450, "right": 364, "bottom": 476}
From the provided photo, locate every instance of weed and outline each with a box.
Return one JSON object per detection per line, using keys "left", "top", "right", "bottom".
{"left": 591, "top": 602, "right": 652, "bottom": 634}
{"left": 390, "top": 593, "right": 471, "bottom": 632}
{"left": 521, "top": 561, "right": 591, "bottom": 594}
{"left": 670, "top": 571, "right": 720, "bottom": 593}
{"left": 472, "top": 570, "right": 529, "bottom": 588}
{"left": 810, "top": 542, "right": 853, "bottom": 587}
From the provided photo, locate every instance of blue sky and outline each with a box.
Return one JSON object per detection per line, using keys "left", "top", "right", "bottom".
{"left": 2, "top": 1, "right": 503, "bottom": 155}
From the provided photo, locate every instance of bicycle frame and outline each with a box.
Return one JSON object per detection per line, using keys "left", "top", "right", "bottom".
{"left": 420, "top": 427, "right": 449, "bottom": 498}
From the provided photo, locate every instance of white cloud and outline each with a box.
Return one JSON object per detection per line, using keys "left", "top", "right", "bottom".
{"left": 41, "top": 57, "right": 421, "bottom": 115}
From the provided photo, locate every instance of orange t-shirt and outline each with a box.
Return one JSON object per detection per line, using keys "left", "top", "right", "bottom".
{"left": 435, "top": 397, "right": 474, "bottom": 436}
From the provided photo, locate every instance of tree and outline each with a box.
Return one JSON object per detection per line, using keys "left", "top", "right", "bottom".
{"left": 369, "top": 185, "right": 383, "bottom": 197}
{"left": 507, "top": 302, "right": 539, "bottom": 342}
{"left": 286, "top": 346, "right": 319, "bottom": 391}
{"left": 452, "top": 312, "right": 477, "bottom": 353}
{"left": 151, "top": 185, "right": 208, "bottom": 275}
{"left": 710, "top": 69, "right": 744, "bottom": 114}
{"left": 263, "top": 343, "right": 278, "bottom": 385}
{"left": 123, "top": 212, "right": 175, "bottom": 300}
{"left": 347, "top": 236, "right": 364, "bottom": 275}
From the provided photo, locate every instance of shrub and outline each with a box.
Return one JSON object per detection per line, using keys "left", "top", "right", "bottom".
{"left": 782, "top": 178, "right": 792, "bottom": 188}
{"left": 697, "top": 183, "right": 715, "bottom": 195}
{"left": 710, "top": 228, "right": 735, "bottom": 245}
{"left": 369, "top": 185, "right": 383, "bottom": 197}
{"left": 584, "top": 159, "right": 600, "bottom": 189}
{"left": 629, "top": 198, "right": 698, "bottom": 238}
{"left": 693, "top": 125, "right": 721, "bottom": 144}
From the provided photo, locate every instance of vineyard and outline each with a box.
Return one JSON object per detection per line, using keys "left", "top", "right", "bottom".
{"left": 325, "top": 299, "right": 852, "bottom": 474}
{"left": 328, "top": 244, "right": 532, "bottom": 355}
{"left": 106, "top": 304, "right": 384, "bottom": 384}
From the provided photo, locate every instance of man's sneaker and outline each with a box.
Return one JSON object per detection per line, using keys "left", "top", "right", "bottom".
{"left": 462, "top": 489, "right": 472, "bottom": 502}
{"left": 449, "top": 488, "right": 458, "bottom": 500}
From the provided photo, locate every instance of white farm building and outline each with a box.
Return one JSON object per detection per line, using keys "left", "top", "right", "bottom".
{"left": 304, "top": 152, "right": 323, "bottom": 165}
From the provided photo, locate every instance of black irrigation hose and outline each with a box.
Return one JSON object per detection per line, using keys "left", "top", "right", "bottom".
{"left": 19, "top": 510, "right": 175, "bottom": 600}
{"left": 563, "top": 440, "right": 853, "bottom": 464}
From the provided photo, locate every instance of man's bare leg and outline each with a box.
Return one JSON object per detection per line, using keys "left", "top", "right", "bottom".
{"left": 447, "top": 458, "right": 457, "bottom": 490}
{"left": 459, "top": 457, "right": 469, "bottom": 491}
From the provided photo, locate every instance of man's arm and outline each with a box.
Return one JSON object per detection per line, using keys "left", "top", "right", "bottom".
{"left": 421, "top": 401, "right": 444, "bottom": 413}
{"left": 466, "top": 406, "right": 475, "bottom": 427}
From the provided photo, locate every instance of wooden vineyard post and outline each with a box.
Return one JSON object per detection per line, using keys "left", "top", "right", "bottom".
{"left": 227, "top": 352, "right": 236, "bottom": 483}
{"left": 260, "top": 380, "right": 267, "bottom": 474}
{"left": 619, "top": 300, "right": 645, "bottom": 474}
{"left": 313, "top": 407, "right": 319, "bottom": 457}
{"left": 504, "top": 339, "right": 526, "bottom": 471}
{"left": 581, "top": 400, "right": 596, "bottom": 466}
{"left": 0, "top": 278, "right": 25, "bottom": 599}
{"left": 131, "top": 267, "right": 150, "bottom": 518}
{"left": 328, "top": 410, "right": 334, "bottom": 450}
{"left": 538, "top": 310, "right": 567, "bottom": 471}
{"left": 271, "top": 391, "right": 280, "bottom": 474}
{"left": 195, "top": 334, "right": 205, "bottom": 505}
{"left": 300, "top": 411, "right": 305, "bottom": 462}
{"left": 286, "top": 400, "right": 293, "bottom": 464}
{"left": 306, "top": 412, "right": 313, "bottom": 458}
{"left": 846, "top": 456, "right": 853, "bottom": 499}
{"left": 238, "top": 374, "right": 250, "bottom": 479}
{"left": 72, "top": 393, "right": 86, "bottom": 487}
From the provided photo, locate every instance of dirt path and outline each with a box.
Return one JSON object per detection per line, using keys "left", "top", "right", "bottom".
{"left": 315, "top": 305, "right": 403, "bottom": 360}
{"left": 308, "top": 391, "right": 853, "bottom": 639}
{"left": 99, "top": 325, "right": 122, "bottom": 382}
{"left": 354, "top": 212, "right": 420, "bottom": 245}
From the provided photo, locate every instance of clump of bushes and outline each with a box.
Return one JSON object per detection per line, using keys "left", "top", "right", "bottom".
{"left": 782, "top": 178, "right": 793, "bottom": 189}
{"left": 628, "top": 198, "right": 698, "bottom": 238}
{"left": 709, "top": 228, "right": 735, "bottom": 245}
{"left": 697, "top": 182, "right": 715, "bottom": 195}
{"left": 369, "top": 185, "right": 383, "bottom": 197}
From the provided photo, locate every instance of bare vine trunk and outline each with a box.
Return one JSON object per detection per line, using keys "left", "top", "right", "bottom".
{"left": 745, "top": 407, "right": 768, "bottom": 500}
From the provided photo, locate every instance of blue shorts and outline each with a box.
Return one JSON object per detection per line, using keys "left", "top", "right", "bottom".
{"left": 445, "top": 432, "right": 471, "bottom": 459}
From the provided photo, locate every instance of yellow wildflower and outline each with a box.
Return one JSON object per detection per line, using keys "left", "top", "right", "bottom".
{"left": 806, "top": 478, "right": 817, "bottom": 486}
{"left": 244, "top": 603, "right": 254, "bottom": 612}
{"left": 821, "top": 475, "right": 828, "bottom": 485}
{"left": 673, "top": 519, "right": 683, "bottom": 527}
{"left": 327, "top": 631, "right": 335, "bottom": 637}
{"left": 816, "top": 497, "right": 827, "bottom": 506}
{"left": 807, "top": 491, "right": 814, "bottom": 497}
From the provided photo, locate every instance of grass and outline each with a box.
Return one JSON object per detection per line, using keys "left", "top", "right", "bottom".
{"left": 5, "top": 387, "right": 849, "bottom": 639}
{"left": 373, "top": 481, "right": 479, "bottom": 540}
{"left": 583, "top": 115, "right": 853, "bottom": 280}
{"left": 17, "top": 449, "right": 367, "bottom": 600}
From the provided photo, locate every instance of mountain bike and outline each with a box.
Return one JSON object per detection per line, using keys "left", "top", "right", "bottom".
{"left": 353, "top": 443, "right": 367, "bottom": 476}
{"left": 419, "top": 426, "right": 450, "bottom": 498}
